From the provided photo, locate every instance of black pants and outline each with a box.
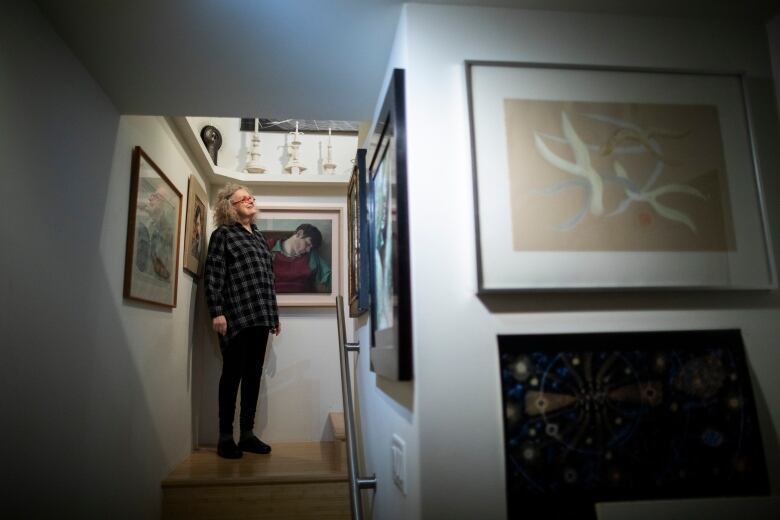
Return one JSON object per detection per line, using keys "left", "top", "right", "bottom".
{"left": 218, "top": 326, "right": 270, "bottom": 435}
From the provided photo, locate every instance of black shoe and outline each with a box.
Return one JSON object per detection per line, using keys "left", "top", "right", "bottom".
{"left": 217, "top": 439, "right": 243, "bottom": 459}
{"left": 238, "top": 435, "right": 272, "bottom": 454}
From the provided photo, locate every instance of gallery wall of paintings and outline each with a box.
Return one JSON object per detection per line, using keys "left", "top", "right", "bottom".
{"left": 358, "top": 9, "right": 780, "bottom": 516}
{"left": 122, "top": 129, "right": 357, "bottom": 445}
{"left": 463, "top": 62, "right": 777, "bottom": 517}
{"left": 123, "top": 146, "right": 209, "bottom": 308}
{"left": 122, "top": 148, "right": 355, "bottom": 311}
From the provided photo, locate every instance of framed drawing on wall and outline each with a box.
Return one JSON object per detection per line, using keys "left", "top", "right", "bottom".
{"left": 368, "top": 68, "right": 413, "bottom": 381}
{"left": 348, "top": 148, "right": 369, "bottom": 317}
{"left": 256, "top": 206, "right": 341, "bottom": 307}
{"left": 466, "top": 61, "right": 777, "bottom": 292}
{"left": 498, "top": 329, "right": 769, "bottom": 518}
{"left": 123, "top": 146, "right": 183, "bottom": 308}
{"left": 183, "top": 175, "right": 207, "bottom": 277}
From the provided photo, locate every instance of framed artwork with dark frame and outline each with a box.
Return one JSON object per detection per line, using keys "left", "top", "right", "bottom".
{"left": 498, "top": 329, "right": 769, "bottom": 519}
{"left": 367, "top": 68, "right": 413, "bottom": 381}
{"left": 348, "top": 148, "right": 369, "bottom": 317}
{"left": 123, "top": 146, "right": 183, "bottom": 308}
{"left": 183, "top": 175, "right": 207, "bottom": 277}
{"left": 466, "top": 61, "right": 776, "bottom": 292}
{"left": 256, "top": 205, "right": 342, "bottom": 307}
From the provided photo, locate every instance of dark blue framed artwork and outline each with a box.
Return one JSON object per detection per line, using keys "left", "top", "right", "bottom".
{"left": 498, "top": 330, "right": 769, "bottom": 519}
{"left": 368, "top": 68, "right": 412, "bottom": 381}
{"left": 348, "top": 148, "right": 369, "bottom": 317}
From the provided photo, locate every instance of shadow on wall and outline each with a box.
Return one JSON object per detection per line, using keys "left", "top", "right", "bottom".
{"left": 480, "top": 289, "right": 780, "bottom": 315}
{"left": 750, "top": 363, "right": 780, "bottom": 494}
{"left": 198, "top": 307, "right": 339, "bottom": 445}
{"left": 2, "top": 116, "right": 170, "bottom": 517}
{"left": 254, "top": 358, "right": 318, "bottom": 441}
{"left": 197, "top": 329, "right": 223, "bottom": 445}
{"left": 190, "top": 274, "right": 213, "bottom": 448}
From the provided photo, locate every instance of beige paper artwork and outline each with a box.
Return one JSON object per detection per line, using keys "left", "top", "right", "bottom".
{"left": 504, "top": 100, "right": 736, "bottom": 251}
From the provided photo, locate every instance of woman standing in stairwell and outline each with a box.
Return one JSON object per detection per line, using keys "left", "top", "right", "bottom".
{"left": 205, "top": 183, "right": 281, "bottom": 459}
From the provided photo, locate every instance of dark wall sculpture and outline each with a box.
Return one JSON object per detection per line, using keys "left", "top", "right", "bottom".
{"left": 200, "top": 125, "right": 222, "bottom": 165}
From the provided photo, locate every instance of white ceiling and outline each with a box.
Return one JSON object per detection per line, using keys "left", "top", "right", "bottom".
{"left": 35, "top": 0, "right": 779, "bottom": 121}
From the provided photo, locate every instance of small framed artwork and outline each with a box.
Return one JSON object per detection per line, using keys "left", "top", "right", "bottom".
{"left": 498, "top": 329, "right": 769, "bottom": 519}
{"left": 368, "top": 68, "right": 413, "bottom": 381}
{"left": 183, "top": 175, "right": 208, "bottom": 277}
{"left": 256, "top": 205, "right": 341, "bottom": 307}
{"left": 348, "top": 149, "right": 369, "bottom": 317}
{"left": 466, "top": 61, "right": 776, "bottom": 291}
{"left": 123, "top": 146, "right": 183, "bottom": 308}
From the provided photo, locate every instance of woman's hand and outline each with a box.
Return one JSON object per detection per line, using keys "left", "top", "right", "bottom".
{"left": 212, "top": 315, "right": 227, "bottom": 336}
{"left": 271, "top": 322, "right": 282, "bottom": 336}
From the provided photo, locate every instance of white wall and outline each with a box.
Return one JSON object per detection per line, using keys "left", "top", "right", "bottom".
{"left": 353, "top": 4, "right": 780, "bottom": 520}
{"left": 353, "top": 8, "right": 423, "bottom": 520}
{"left": 196, "top": 184, "right": 351, "bottom": 445}
{"left": 0, "top": 2, "right": 207, "bottom": 516}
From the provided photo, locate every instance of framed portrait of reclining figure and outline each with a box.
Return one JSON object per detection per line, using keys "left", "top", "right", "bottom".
{"left": 256, "top": 205, "right": 342, "bottom": 307}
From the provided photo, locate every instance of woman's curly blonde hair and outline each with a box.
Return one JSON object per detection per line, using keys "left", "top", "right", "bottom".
{"left": 213, "top": 183, "right": 252, "bottom": 227}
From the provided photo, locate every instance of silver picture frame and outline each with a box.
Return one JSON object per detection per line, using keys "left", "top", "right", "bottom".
{"left": 466, "top": 61, "right": 776, "bottom": 292}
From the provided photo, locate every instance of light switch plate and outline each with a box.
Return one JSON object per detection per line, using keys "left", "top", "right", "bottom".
{"left": 391, "top": 434, "right": 406, "bottom": 495}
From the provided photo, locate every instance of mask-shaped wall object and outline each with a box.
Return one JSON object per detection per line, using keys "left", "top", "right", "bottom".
{"left": 200, "top": 125, "right": 223, "bottom": 165}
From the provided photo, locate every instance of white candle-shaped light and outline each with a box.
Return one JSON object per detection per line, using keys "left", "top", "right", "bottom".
{"left": 244, "top": 118, "right": 266, "bottom": 173}
{"left": 323, "top": 127, "right": 337, "bottom": 175}
{"left": 290, "top": 120, "right": 302, "bottom": 143}
{"left": 284, "top": 120, "right": 306, "bottom": 174}
{"left": 245, "top": 117, "right": 266, "bottom": 174}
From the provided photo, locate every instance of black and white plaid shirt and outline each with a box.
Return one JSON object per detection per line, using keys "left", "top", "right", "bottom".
{"left": 205, "top": 223, "right": 279, "bottom": 342}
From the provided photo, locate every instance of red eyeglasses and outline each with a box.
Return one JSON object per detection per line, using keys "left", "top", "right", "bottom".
{"left": 231, "top": 196, "right": 254, "bottom": 206}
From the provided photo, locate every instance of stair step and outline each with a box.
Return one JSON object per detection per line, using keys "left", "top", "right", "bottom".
{"left": 163, "top": 442, "right": 346, "bottom": 486}
{"left": 328, "top": 412, "right": 345, "bottom": 442}
{"left": 161, "top": 442, "right": 349, "bottom": 520}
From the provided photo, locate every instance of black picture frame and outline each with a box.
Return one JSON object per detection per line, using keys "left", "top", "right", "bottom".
{"left": 498, "top": 329, "right": 769, "bottom": 519}
{"left": 348, "top": 148, "right": 369, "bottom": 317}
{"left": 367, "top": 69, "right": 413, "bottom": 381}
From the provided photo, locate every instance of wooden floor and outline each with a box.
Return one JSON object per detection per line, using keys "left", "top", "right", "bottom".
{"left": 162, "top": 442, "right": 349, "bottom": 520}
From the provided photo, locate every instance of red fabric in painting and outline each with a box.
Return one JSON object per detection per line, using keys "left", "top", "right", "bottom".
{"left": 268, "top": 238, "right": 314, "bottom": 293}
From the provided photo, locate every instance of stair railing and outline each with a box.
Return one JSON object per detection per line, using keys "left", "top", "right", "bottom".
{"left": 335, "top": 295, "right": 377, "bottom": 519}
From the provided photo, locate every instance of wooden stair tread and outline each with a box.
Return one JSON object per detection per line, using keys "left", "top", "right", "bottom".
{"left": 163, "top": 442, "right": 347, "bottom": 487}
{"left": 328, "top": 412, "right": 345, "bottom": 441}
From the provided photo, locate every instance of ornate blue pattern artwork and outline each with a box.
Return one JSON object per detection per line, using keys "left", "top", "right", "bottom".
{"left": 498, "top": 330, "right": 768, "bottom": 518}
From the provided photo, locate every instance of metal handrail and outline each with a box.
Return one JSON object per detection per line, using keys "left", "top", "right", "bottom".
{"left": 335, "top": 295, "right": 377, "bottom": 519}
